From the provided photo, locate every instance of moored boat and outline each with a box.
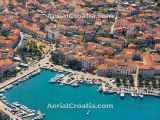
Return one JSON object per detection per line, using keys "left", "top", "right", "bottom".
{"left": 139, "top": 94, "right": 144, "bottom": 99}
{"left": 49, "top": 74, "right": 65, "bottom": 83}
{"left": 131, "top": 92, "right": 135, "bottom": 97}
{"left": 120, "top": 91, "right": 125, "bottom": 99}
{"left": 86, "top": 110, "right": 91, "bottom": 116}
{"left": 71, "top": 82, "right": 79, "bottom": 87}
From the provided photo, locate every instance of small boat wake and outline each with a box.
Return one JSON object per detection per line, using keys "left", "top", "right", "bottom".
{"left": 85, "top": 110, "right": 91, "bottom": 118}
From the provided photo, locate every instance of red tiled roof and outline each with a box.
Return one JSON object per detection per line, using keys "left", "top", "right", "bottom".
{"left": 0, "top": 59, "right": 13, "bottom": 69}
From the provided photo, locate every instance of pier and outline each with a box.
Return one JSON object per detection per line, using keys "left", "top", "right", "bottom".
{"left": 0, "top": 68, "right": 41, "bottom": 90}
{"left": 0, "top": 68, "right": 43, "bottom": 120}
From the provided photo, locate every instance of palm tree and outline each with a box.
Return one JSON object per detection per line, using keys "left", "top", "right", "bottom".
{"left": 115, "top": 78, "right": 121, "bottom": 87}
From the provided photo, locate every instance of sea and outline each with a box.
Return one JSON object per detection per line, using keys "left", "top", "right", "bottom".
{"left": 4, "top": 69, "right": 160, "bottom": 120}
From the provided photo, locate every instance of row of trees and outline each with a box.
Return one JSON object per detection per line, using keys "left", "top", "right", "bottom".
{"left": 0, "top": 69, "right": 20, "bottom": 83}
{"left": 26, "top": 41, "right": 43, "bottom": 59}
{"left": 115, "top": 76, "right": 134, "bottom": 87}
{"left": 115, "top": 75, "right": 160, "bottom": 89}
{"left": 139, "top": 78, "right": 160, "bottom": 89}
{"left": 16, "top": 40, "right": 44, "bottom": 62}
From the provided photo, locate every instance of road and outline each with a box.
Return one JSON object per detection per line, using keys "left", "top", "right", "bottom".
{"left": 110, "top": 0, "right": 120, "bottom": 34}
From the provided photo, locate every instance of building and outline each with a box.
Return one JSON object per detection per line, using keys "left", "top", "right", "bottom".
{"left": 0, "top": 59, "right": 16, "bottom": 76}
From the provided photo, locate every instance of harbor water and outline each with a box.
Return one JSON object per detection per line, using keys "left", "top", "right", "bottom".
{"left": 4, "top": 69, "right": 160, "bottom": 120}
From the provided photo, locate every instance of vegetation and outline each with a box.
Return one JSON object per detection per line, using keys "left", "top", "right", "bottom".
{"left": 115, "top": 76, "right": 134, "bottom": 87}
{"left": 0, "top": 7, "right": 3, "bottom": 14}
{"left": 62, "top": 29, "right": 80, "bottom": 37}
{"left": 51, "top": 52, "right": 65, "bottom": 65}
{"left": 97, "top": 7, "right": 108, "bottom": 13}
{"left": 82, "top": 32, "right": 87, "bottom": 48}
{"left": 0, "top": 28, "right": 11, "bottom": 37}
{"left": 0, "top": 69, "right": 19, "bottom": 82}
{"left": 132, "top": 54, "right": 142, "bottom": 61}
{"left": 26, "top": 41, "right": 43, "bottom": 60}
{"left": 0, "top": 21, "right": 3, "bottom": 29}
{"left": 67, "top": 59, "right": 82, "bottom": 70}
{"left": 3, "top": 69, "right": 19, "bottom": 79}
{"left": 16, "top": 0, "right": 26, "bottom": 4}
{"left": 125, "top": 36, "right": 155, "bottom": 52}
{"left": 157, "top": 60, "right": 160, "bottom": 64}
{"left": 139, "top": 76, "right": 160, "bottom": 89}
{"left": 84, "top": 17, "right": 95, "bottom": 25}
{"left": 16, "top": 40, "right": 44, "bottom": 62}
{"left": 8, "top": 0, "right": 14, "bottom": 11}
{"left": 92, "top": 26, "right": 101, "bottom": 43}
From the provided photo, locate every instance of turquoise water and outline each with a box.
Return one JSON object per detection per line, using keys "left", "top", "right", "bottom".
{"left": 4, "top": 69, "right": 160, "bottom": 120}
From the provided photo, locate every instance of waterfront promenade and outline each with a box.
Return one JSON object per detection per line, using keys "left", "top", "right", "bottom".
{"left": 45, "top": 64, "right": 116, "bottom": 87}
{"left": 0, "top": 67, "right": 40, "bottom": 90}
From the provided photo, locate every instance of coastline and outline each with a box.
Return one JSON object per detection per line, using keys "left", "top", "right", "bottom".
{"left": 1, "top": 61, "right": 160, "bottom": 98}
{"left": 0, "top": 62, "right": 160, "bottom": 119}
{"left": 43, "top": 64, "right": 160, "bottom": 97}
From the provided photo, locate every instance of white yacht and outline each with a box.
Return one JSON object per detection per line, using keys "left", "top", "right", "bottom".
{"left": 49, "top": 74, "right": 64, "bottom": 83}
{"left": 139, "top": 94, "right": 144, "bottom": 99}
{"left": 86, "top": 110, "right": 91, "bottom": 116}
{"left": 120, "top": 91, "right": 125, "bottom": 98}
{"left": 0, "top": 89, "right": 5, "bottom": 93}
{"left": 131, "top": 92, "right": 135, "bottom": 97}
{"left": 71, "top": 82, "right": 79, "bottom": 87}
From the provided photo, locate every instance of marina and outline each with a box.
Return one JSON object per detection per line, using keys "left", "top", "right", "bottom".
{"left": 0, "top": 69, "right": 44, "bottom": 120}
{"left": 3, "top": 101, "right": 45, "bottom": 120}
{"left": 0, "top": 64, "right": 159, "bottom": 120}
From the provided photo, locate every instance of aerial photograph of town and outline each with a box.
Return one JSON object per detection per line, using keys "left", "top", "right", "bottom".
{"left": 0, "top": 0, "right": 160, "bottom": 120}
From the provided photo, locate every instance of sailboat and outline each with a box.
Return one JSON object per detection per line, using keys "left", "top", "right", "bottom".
{"left": 86, "top": 110, "right": 91, "bottom": 116}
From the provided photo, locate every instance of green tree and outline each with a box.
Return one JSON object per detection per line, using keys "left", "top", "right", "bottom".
{"left": 92, "top": 26, "right": 101, "bottom": 43}
{"left": 82, "top": 32, "right": 87, "bottom": 48}
{"left": 51, "top": 52, "right": 65, "bottom": 65}
{"left": 8, "top": 0, "right": 14, "bottom": 11}
{"left": 16, "top": 0, "right": 26, "bottom": 4}
{"left": 67, "top": 59, "right": 82, "bottom": 70}
{"left": 1, "top": 29, "right": 10, "bottom": 37}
